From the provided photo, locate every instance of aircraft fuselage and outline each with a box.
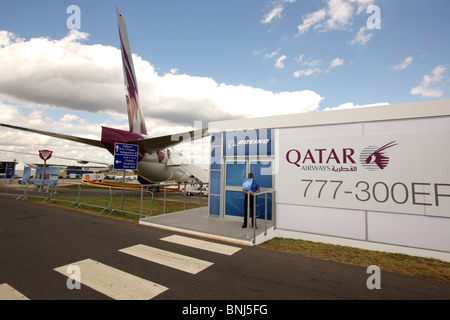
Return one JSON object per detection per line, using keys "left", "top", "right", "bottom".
{"left": 100, "top": 126, "right": 191, "bottom": 183}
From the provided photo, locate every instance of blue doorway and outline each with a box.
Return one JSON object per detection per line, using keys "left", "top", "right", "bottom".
{"left": 224, "top": 160, "right": 273, "bottom": 220}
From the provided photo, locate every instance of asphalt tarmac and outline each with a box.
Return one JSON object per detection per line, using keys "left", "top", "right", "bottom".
{"left": 1, "top": 193, "right": 449, "bottom": 304}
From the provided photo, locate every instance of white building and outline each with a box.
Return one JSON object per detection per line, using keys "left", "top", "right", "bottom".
{"left": 207, "top": 99, "right": 450, "bottom": 261}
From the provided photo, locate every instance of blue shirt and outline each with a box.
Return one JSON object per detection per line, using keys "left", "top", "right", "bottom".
{"left": 251, "top": 179, "right": 260, "bottom": 193}
{"left": 242, "top": 178, "right": 260, "bottom": 193}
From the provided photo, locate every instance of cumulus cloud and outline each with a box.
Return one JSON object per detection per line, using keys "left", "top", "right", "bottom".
{"left": 0, "top": 30, "right": 22, "bottom": 47}
{"left": 297, "top": 8, "right": 327, "bottom": 35}
{"left": 349, "top": 26, "right": 373, "bottom": 45}
{"left": 297, "top": 0, "right": 377, "bottom": 44}
{"left": 328, "top": 57, "right": 344, "bottom": 70}
{"left": 0, "top": 30, "right": 325, "bottom": 125}
{"left": 0, "top": 30, "right": 124, "bottom": 115}
{"left": 295, "top": 55, "right": 321, "bottom": 67}
{"left": 275, "top": 55, "right": 287, "bottom": 69}
{"left": 0, "top": 102, "right": 113, "bottom": 165}
{"left": 323, "top": 101, "right": 389, "bottom": 111}
{"left": 0, "top": 29, "right": 325, "bottom": 165}
{"left": 293, "top": 68, "right": 321, "bottom": 78}
{"left": 264, "top": 48, "right": 281, "bottom": 59}
{"left": 326, "top": 0, "right": 354, "bottom": 30}
{"left": 410, "top": 65, "right": 447, "bottom": 99}
{"left": 391, "top": 56, "right": 414, "bottom": 71}
{"left": 350, "top": 0, "right": 377, "bottom": 14}
{"left": 261, "top": 0, "right": 296, "bottom": 24}
{"left": 262, "top": 6, "right": 284, "bottom": 24}
{"left": 293, "top": 56, "right": 343, "bottom": 77}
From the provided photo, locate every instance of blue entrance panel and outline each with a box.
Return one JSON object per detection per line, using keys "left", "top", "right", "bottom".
{"left": 250, "top": 161, "right": 273, "bottom": 188}
{"left": 255, "top": 193, "right": 272, "bottom": 220}
{"left": 209, "top": 195, "right": 220, "bottom": 216}
{"left": 225, "top": 191, "right": 245, "bottom": 217}
{"left": 209, "top": 129, "right": 275, "bottom": 219}
{"left": 226, "top": 162, "right": 246, "bottom": 187}
{"left": 225, "top": 191, "right": 272, "bottom": 220}
{"left": 210, "top": 171, "right": 221, "bottom": 195}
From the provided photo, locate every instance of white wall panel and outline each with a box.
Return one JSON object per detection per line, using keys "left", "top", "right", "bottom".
{"left": 277, "top": 204, "right": 366, "bottom": 240}
{"left": 279, "top": 123, "right": 362, "bottom": 139}
{"left": 367, "top": 212, "right": 450, "bottom": 252}
{"left": 364, "top": 116, "right": 450, "bottom": 135}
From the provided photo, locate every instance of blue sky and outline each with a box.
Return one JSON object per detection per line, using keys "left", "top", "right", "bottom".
{"left": 0, "top": 0, "right": 449, "bottom": 164}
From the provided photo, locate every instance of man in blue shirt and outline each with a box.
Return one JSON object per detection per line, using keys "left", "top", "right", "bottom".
{"left": 242, "top": 173, "right": 260, "bottom": 228}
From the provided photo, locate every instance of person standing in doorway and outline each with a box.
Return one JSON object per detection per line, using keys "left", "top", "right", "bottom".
{"left": 242, "top": 173, "right": 260, "bottom": 228}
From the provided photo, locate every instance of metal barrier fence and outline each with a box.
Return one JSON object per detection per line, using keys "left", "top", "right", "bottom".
{"left": 245, "top": 189, "right": 276, "bottom": 242}
{"left": 17, "top": 181, "right": 209, "bottom": 219}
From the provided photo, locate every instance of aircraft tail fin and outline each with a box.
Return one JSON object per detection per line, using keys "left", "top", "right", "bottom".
{"left": 117, "top": 8, "right": 148, "bottom": 136}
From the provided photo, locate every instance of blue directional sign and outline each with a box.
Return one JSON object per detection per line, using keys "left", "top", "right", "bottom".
{"left": 114, "top": 143, "right": 139, "bottom": 170}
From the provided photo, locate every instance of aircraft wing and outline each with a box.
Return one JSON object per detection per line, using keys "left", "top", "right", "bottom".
{"left": 0, "top": 123, "right": 106, "bottom": 149}
{"left": 1, "top": 123, "right": 209, "bottom": 154}
{"left": 0, "top": 148, "right": 111, "bottom": 167}
{"left": 128, "top": 127, "right": 209, "bottom": 153}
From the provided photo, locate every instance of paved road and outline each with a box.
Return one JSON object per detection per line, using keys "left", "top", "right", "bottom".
{"left": 1, "top": 194, "right": 449, "bottom": 305}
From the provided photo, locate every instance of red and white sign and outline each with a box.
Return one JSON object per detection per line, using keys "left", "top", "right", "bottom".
{"left": 39, "top": 149, "right": 53, "bottom": 161}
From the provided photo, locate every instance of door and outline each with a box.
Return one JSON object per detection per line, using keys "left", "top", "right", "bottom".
{"left": 224, "top": 159, "right": 273, "bottom": 220}
{"left": 250, "top": 160, "right": 273, "bottom": 220}
{"left": 224, "top": 160, "right": 246, "bottom": 218}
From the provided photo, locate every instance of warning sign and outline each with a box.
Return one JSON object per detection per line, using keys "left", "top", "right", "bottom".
{"left": 39, "top": 149, "right": 53, "bottom": 161}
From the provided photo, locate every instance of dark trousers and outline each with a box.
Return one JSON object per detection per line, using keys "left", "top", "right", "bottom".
{"left": 243, "top": 193, "right": 256, "bottom": 227}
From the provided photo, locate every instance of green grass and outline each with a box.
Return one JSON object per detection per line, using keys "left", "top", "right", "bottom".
{"left": 259, "top": 238, "right": 450, "bottom": 284}
{"left": 31, "top": 194, "right": 206, "bottom": 222}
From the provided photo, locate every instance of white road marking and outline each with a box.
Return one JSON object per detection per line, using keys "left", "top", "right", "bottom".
{"left": 0, "top": 283, "right": 29, "bottom": 300}
{"left": 119, "top": 244, "right": 213, "bottom": 274}
{"left": 53, "top": 259, "right": 168, "bottom": 300}
{"left": 161, "top": 235, "right": 242, "bottom": 256}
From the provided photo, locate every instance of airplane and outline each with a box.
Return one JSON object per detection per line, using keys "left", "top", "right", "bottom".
{"left": 1, "top": 9, "right": 209, "bottom": 185}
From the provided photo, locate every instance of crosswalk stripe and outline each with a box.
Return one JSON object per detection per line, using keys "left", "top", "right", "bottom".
{"left": 119, "top": 244, "right": 213, "bottom": 274}
{"left": 53, "top": 259, "right": 168, "bottom": 300}
{"left": 161, "top": 235, "right": 242, "bottom": 256}
{"left": 0, "top": 283, "right": 29, "bottom": 300}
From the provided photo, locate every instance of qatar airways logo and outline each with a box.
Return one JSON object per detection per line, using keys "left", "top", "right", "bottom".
{"left": 286, "top": 147, "right": 357, "bottom": 172}
{"left": 360, "top": 141, "right": 397, "bottom": 171}
{"left": 286, "top": 141, "right": 398, "bottom": 172}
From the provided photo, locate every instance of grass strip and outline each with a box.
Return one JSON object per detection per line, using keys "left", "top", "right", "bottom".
{"left": 259, "top": 237, "right": 450, "bottom": 284}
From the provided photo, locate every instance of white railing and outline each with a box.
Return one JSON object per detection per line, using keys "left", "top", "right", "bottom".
{"left": 245, "top": 189, "right": 276, "bottom": 244}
